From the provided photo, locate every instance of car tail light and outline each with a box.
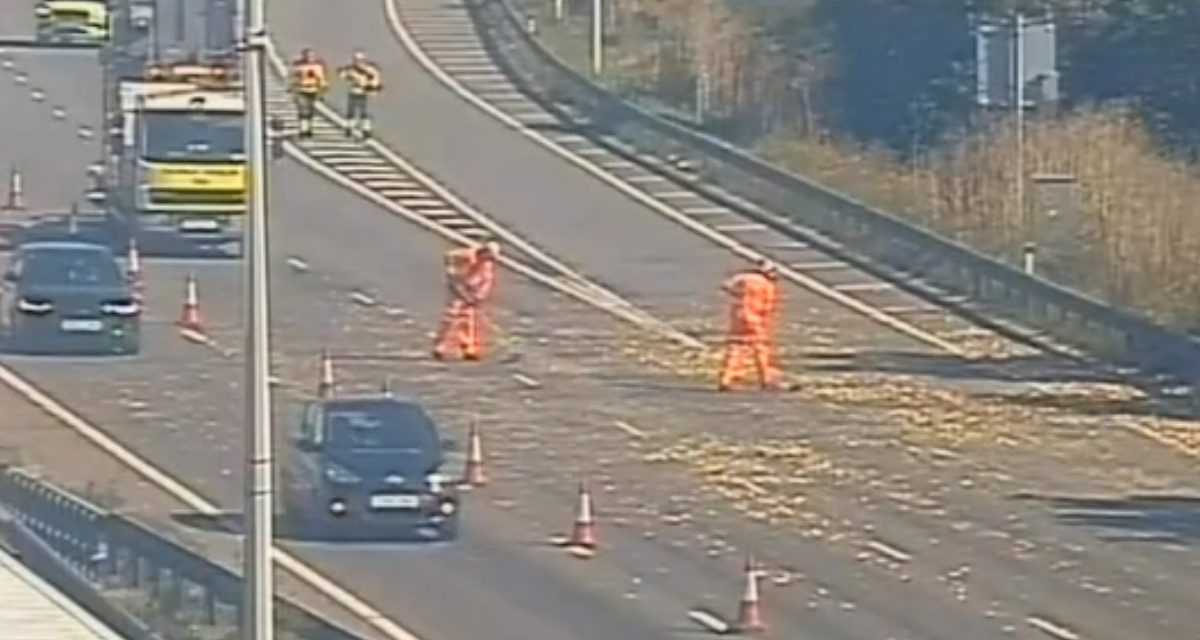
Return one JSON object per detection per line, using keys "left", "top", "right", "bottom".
{"left": 16, "top": 299, "right": 53, "bottom": 314}
{"left": 101, "top": 300, "right": 140, "bottom": 316}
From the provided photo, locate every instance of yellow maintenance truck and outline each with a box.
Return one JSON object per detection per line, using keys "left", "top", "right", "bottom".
{"left": 35, "top": 0, "right": 111, "bottom": 45}
{"left": 91, "top": 57, "right": 246, "bottom": 257}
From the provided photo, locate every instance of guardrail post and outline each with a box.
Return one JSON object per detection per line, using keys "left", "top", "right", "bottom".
{"left": 202, "top": 586, "right": 218, "bottom": 626}
{"left": 146, "top": 559, "right": 161, "bottom": 605}
{"left": 160, "top": 567, "right": 182, "bottom": 614}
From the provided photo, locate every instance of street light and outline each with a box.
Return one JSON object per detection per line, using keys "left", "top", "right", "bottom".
{"left": 236, "top": 0, "right": 274, "bottom": 636}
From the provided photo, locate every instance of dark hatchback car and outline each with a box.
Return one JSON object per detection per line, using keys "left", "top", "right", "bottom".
{"left": 0, "top": 241, "right": 141, "bottom": 355}
{"left": 282, "top": 396, "right": 462, "bottom": 541}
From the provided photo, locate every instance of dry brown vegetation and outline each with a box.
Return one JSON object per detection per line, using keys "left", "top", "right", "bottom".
{"left": 522, "top": 0, "right": 1200, "bottom": 330}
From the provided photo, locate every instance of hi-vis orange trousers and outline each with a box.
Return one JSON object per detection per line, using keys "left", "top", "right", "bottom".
{"left": 718, "top": 323, "right": 778, "bottom": 390}
{"left": 432, "top": 299, "right": 483, "bottom": 360}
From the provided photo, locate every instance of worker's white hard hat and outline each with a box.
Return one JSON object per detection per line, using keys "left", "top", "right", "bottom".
{"left": 757, "top": 259, "right": 778, "bottom": 275}
{"left": 353, "top": 50, "right": 367, "bottom": 61}
{"left": 482, "top": 240, "right": 500, "bottom": 255}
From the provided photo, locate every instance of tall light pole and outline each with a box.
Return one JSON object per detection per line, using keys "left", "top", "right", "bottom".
{"left": 237, "top": 0, "right": 275, "bottom": 635}
{"left": 1013, "top": 12, "right": 1030, "bottom": 273}
{"left": 590, "top": 0, "right": 604, "bottom": 76}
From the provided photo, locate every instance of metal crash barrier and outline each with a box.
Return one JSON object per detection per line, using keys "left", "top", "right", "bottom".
{"left": 0, "top": 468, "right": 366, "bottom": 640}
{"left": 462, "top": 0, "right": 1200, "bottom": 386}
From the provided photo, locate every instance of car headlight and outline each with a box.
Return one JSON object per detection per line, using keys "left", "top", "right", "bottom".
{"left": 101, "top": 301, "right": 141, "bottom": 316}
{"left": 324, "top": 464, "right": 360, "bottom": 485}
{"left": 17, "top": 299, "right": 53, "bottom": 314}
{"left": 426, "top": 473, "right": 446, "bottom": 493}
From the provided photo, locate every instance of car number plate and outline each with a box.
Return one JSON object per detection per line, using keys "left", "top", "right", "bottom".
{"left": 61, "top": 319, "right": 103, "bottom": 332}
{"left": 180, "top": 218, "right": 220, "bottom": 231}
{"left": 370, "top": 494, "right": 420, "bottom": 509}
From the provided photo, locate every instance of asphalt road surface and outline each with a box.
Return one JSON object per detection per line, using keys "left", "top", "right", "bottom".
{"left": 2, "top": 3, "right": 1200, "bottom": 640}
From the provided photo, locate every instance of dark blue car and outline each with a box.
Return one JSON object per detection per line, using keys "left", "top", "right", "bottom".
{"left": 282, "top": 396, "right": 462, "bottom": 541}
{"left": 0, "top": 241, "right": 141, "bottom": 355}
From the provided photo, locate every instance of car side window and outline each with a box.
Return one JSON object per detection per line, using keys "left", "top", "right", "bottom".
{"left": 298, "top": 404, "right": 323, "bottom": 447}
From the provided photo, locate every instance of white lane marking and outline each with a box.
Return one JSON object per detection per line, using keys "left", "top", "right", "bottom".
{"left": 286, "top": 256, "right": 310, "bottom": 272}
{"left": 512, "top": 373, "right": 540, "bottom": 389}
{"left": 0, "top": 363, "right": 427, "bottom": 640}
{"left": 382, "top": 0, "right": 965, "bottom": 356}
{"left": 687, "top": 609, "right": 731, "bottom": 634}
{"left": 864, "top": 540, "right": 911, "bottom": 564}
{"left": 612, "top": 420, "right": 646, "bottom": 439}
{"left": 30, "top": 89, "right": 44, "bottom": 101}
{"left": 1027, "top": 616, "right": 1079, "bottom": 640}
{"left": 349, "top": 291, "right": 376, "bottom": 306}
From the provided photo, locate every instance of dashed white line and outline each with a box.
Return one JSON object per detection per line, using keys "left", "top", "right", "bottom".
{"left": 512, "top": 373, "right": 540, "bottom": 389}
{"left": 864, "top": 540, "right": 911, "bottom": 563}
{"left": 349, "top": 291, "right": 376, "bottom": 306}
{"left": 686, "top": 609, "right": 731, "bottom": 635}
{"left": 30, "top": 89, "right": 44, "bottom": 101}
{"left": 1027, "top": 616, "right": 1079, "bottom": 640}
{"left": 285, "top": 256, "right": 309, "bottom": 271}
{"left": 612, "top": 420, "right": 646, "bottom": 439}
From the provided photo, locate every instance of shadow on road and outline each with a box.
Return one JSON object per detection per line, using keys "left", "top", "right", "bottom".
{"left": 1013, "top": 492, "right": 1200, "bottom": 544}
{"left": 171, "top": 509, "right": 446, "bottom": 545}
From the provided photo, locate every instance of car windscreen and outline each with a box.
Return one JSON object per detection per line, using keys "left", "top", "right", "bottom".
{"left": 50, "top": 9, "right": 91, "bottom": 21}
{"left": 324, "top": 404, "right": 440, "bottom": 455}
{"left": 140, "top": 111, "right": 245, "bottom": 163}
{"left": 21, "top": 249, "right": 124, "bottom": 288}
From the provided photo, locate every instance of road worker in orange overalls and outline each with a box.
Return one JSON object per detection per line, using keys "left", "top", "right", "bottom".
{"left": 291, "top": 48, "right": 328, "bottom": 139}
{"left": 432, "top": 240, "right": 500, "bottom": 361}
{"left": 718, "top": 259, "right": 781, "bottom": 391}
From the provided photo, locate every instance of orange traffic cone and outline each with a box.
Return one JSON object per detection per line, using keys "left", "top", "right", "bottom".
{"left": 1, "top": 166, "right": 24, "bottom": 210}
{"left": 126, "top": 239, "right": 144, "bottom": 300}
{"left": 317, "top": 350, "right": 335, "bottom": 398}
{"left": 734, "top": 554, "right": 766, "bottom": 633}
{"left": 177, "top": 273, "right": 202, "bottom": 331}
{"left": 460, "top": 422, "right": 487, "bottom": 488}
{"left": 568, "top": 480, "right": 597, "bottom": 551}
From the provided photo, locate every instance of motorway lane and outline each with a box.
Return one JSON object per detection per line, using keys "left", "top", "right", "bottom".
{"left": 260, "top": 3, "right": 1200, "bottom": 639}
{"left": 12, "top": 13, "right": 1200, "bottom": 640}
{"left": 262, "top": 0, "right": 943, "bottom": 356}
{"left": 0, "top": 39, "right": 1034, "bottom": 640}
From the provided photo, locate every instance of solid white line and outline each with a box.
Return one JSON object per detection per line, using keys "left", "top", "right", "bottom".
{"left": 382, "top": 0, "right": 966, "bottom": 356}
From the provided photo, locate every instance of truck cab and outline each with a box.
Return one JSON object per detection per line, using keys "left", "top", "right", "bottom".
{"left": 92, "top": 56, "right": 247, "bottom": 257}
